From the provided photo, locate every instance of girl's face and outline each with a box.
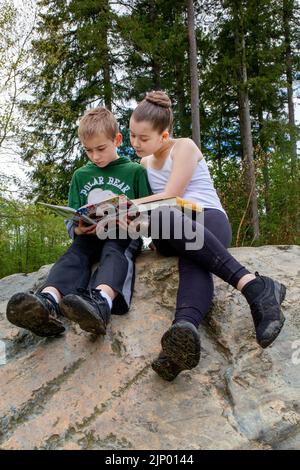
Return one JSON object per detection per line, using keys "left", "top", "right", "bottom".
{"left": 129, "top": 118, "right": 168, "bottom": 157}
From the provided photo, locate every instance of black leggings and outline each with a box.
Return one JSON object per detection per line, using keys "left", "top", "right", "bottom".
{"left": 152, "top": 207, "right": 250, "bottom": 328}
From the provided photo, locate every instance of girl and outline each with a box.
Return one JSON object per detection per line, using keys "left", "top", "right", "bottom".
{"left": 129, "top": 90, "right": 286, "bottom": 382}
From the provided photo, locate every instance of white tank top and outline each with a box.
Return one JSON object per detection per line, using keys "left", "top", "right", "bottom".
{"left": 146, "top": 143, "right": 226, "bottom": 215}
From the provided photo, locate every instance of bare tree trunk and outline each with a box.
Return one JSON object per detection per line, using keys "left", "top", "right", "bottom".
{"left": 235, "top": 3, "right": 260, "bottom": 240}
{"left": 283, "top": 0, "right": 297, "bottom": 174}
{"left": 151, "top": 59, "right": 162, "bottom": 90}
{"left": 148, "top": 3, "right": 161, "bottom": 90}
{"left": 187, "top": 0, "right": 201, "bottom": 149}
{"left": 174, "top": 59, "right": 189, "bottom": 136}
{"left": 258, "top": 109, "right": 271, "bottom": 215}
{"left": 103, "top": 61, "right": 112, "bottom": 111}
{"left": 217, "top": 111, "right": 224, "bottom": 174}
{"left": 102, "top": 0, "right": 112, "bottom": 111}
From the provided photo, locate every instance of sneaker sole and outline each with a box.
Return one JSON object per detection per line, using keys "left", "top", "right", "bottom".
{"left": 151, "top": 355, "right": 182, "bottom": 382}
{"left": 280, "top": 283, "right": 286, "bottom": 304}
{"left": 6, "top": 293, "right": 65, "bottom": 337}
{"left": 259, "top": 283, "right": 286, "bottom": 349}
{"left": 153, "top": 324, "right": 200, "bottom": 380}
{"left": 60, "top": 296, "right": 106, "bottom": 335}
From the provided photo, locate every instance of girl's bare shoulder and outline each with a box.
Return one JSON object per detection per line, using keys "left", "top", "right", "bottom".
{"left": 174, "top": 137, "right": 198, "bottom": 148}
{"left": 173, "top": 138, "right": 203, "bottom": 159}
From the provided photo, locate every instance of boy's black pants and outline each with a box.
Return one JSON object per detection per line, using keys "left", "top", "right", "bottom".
{"left": 41, "top": 235, "right": 141, "bottom": 314}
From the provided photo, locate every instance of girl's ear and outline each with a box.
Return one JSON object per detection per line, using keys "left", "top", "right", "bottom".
{"left": 115, "top": 133, "right": 123, "bottom": 147}
{"left": 162, "top": 131, "right": 169, "bottom": 141}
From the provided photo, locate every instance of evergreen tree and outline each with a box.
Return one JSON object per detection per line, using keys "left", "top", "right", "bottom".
{"left": 117, "top": 0, "right": 192, "bottom": 136}
{"left": 200, "top": 0, "right": 299, "bottom": 244}
{"left": 282, "top": 0, "right": 299, "bottom": 174}
{"left": 20, "top": 0, "right": 122, "bottom": 202}
{"left": 14, "top": 0, "right": 299, "bottom": 246}
{"left": 224, "top": 0, "right": 260, "bottom": 239}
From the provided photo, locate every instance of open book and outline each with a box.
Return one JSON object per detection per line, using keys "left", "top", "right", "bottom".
{"left": 38, "top": 194, "right": 202, "bottom": 226}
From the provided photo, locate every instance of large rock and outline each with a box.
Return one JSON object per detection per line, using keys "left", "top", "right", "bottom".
{"left": 0, "top": 245, "right": 299, "bottom": 450}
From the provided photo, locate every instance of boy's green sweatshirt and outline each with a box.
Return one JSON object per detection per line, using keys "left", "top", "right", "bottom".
{"left": 68, "top": 156, "right": 152, "bottom": 209}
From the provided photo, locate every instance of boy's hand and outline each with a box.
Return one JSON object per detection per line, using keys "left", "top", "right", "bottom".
{"left": 149, "top": 241, "right": 156, "bottom": 251}
{"left": 74, "top": 219, "right": 97, "bottom": 236}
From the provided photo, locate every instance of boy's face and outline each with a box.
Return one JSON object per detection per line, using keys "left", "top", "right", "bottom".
{"left": 129, "top": 118, "right": 169, "bottom": 157}
{"left": 82, "top": 132, "right": 122, "bottom": 168}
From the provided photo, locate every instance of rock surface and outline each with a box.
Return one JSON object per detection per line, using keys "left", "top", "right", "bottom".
{"left": 0, "top": 245, "right": 299, "bottom": 450}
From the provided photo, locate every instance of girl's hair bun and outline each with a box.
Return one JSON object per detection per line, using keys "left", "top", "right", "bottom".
{"left": 132, "top": 89, "right": 173, "bottom": 133}
{"left": 145, "top": 90, "right": 172, "bottom": 109}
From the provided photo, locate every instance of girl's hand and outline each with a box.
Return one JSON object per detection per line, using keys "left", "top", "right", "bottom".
{"left": 74, "top": 219, "right": 97, "bottom": 236}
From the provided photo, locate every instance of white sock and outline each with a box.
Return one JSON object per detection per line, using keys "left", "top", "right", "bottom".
{"left": 98, "top": 290, "right": 113, "bottom": 310}
{"left": 42, "top": 290, "right": 59, "bottom": 304}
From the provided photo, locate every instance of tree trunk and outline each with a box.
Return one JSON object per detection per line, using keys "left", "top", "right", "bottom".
{"left": 149, "top": 3, "right": 161, "bottom": 90}
{"left": 187, "top": 0, "right": 201, "bottom": 149}
{"left": 151, "top": 59, "right": 161, "bottom": 90}
{"left": 283, "top": 0, "right": 297, "bottom": 174}
{"left": 258, "top": 109, "right": 271, "bottom": 215}
{"left": 174, "top": 59, "right": 189, "bottom": 136}
{"left": 102, "top": 62, "right": 112, "bottom": 111}
{"left": 102, "top": 0, "right": 112, "bottom": 111}
{"left": 217, "top": 111, "right": 224, "bottom": 174}
{"left": 235, "top": 2, "right": 260, "bottom": 239}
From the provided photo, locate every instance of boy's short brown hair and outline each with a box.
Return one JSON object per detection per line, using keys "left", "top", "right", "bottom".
{"left": 78, "top": 107, "right": 119, "bottom": 142}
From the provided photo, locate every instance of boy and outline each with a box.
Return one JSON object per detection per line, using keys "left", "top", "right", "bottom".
{"left": 6, "top": 107, "right": 152, "bottom": 337}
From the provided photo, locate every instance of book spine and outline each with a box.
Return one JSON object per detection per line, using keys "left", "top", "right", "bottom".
{"left": 176, "top": 197, "right": 202, "bottom": 212}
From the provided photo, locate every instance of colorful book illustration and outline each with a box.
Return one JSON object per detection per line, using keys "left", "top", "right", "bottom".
{"left": 39, "top": 194, "right": 202, "bottom": 226}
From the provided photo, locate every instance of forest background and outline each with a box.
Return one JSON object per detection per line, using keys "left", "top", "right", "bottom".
{"left": 0, "top": 0, "right": 299, "bottom": 279}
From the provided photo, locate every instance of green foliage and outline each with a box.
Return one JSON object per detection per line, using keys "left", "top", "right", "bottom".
{"left": 117, "top": 0, "right": 192, "bottom": 136}
{"left": 0, "top": 197, "right": 70, "bottom": 279}
{"left": 19, "top": 0, "right": 120, "bottom": 200}
{"left": 1, "top": 0, "right": 297, "bottom": 281}
{"left": 0, "top": 1, "right": 20, "bottom": 149}
{"left": 200, "top": 0, "right": 300, "bottom": 245}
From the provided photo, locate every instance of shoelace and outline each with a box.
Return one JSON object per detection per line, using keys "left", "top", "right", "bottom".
{"left": 31, "top": 291, "right": 61, "bottom": 319}
{"left": 76, "top": 287, "right": 92, "bottom": 300}
{"left": 249, "top": 274, "right": 274, "bottom": 325}
{"left": 76, "top": 287, "right": 104, "bottom": 303}
{"left": 76, "top": 288, "right": 109, "bottom": 322}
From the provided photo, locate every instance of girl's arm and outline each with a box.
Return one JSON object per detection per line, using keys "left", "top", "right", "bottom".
{"left": 133, "top": 139, "right": 202, "bottom": 204}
